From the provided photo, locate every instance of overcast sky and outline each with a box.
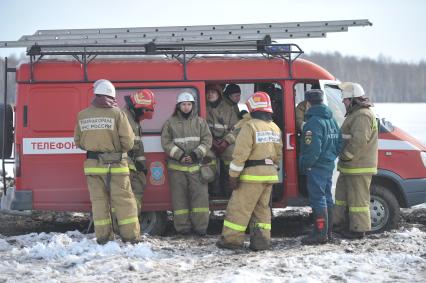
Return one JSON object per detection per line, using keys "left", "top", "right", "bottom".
{"left": 0, "top": 0, "right": 425, "bottom": 63}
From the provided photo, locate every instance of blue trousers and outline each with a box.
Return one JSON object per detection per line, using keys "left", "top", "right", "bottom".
{"left": 306, "top": 167, "right": 333, "bottom": 212}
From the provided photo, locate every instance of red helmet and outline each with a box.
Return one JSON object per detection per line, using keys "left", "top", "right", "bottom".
{"left": 130, "top": 89, "right": 155, "bottom": 111}
{"left": 245, "top": 91, "right": 273, "bottom": 113}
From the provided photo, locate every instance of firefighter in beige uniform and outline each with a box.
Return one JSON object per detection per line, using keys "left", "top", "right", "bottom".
{"left": 161, "top": 92, "right": 213, "bottom": 235}
{"left": 122, "top": 89, "right": 156, "bottom": 213}
{"left": 295, "top": 100, "right": 309, "bottom": 133}
{"left": 334, "top": 82, "right": 378, "bottom": 239}
{"left": 74, "top": 79, "right": 140, "bottom": 244}
{"left": 206, "top": 84, "right": 241, "bottom": 196}
{"left": 217, "top": 92, "right": 283, "bottom": 251}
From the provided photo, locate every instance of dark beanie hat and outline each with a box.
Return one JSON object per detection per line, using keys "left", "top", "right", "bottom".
{"left": 224, "top": 84, "right": 241, "bottom": 96}
{"left": 304, "top": 89, "right": 324, "bottom": 103}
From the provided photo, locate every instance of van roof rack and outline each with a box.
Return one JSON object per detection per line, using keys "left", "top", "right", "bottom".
{"left": 0, "top": 19, "right": 372, "bottom": 81}
{"left": 0, "top": 19, "right": 372, "bottom": 57}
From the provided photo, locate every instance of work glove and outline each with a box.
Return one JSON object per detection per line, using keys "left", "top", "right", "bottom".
{"left": 135, "top": 160, "right": 148, "bottom": 175}
{"left": 229, "top": 177, "right": 239, "bottom": 191}
{"left": 180, "top": 155, "right": 193, "bottom": 164}
{"left": 190, "top": 151, "right": 199, "bottom": 163}
{"left": 212, "top": 139, "right": 223, "bottom": 155}
{"left": 217, "top": 139, "right": 229, "bottom": 155}
{"left": 339, "top": 152, "right": 352, "bottom": 162}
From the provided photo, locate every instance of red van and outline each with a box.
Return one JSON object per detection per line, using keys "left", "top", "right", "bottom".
{"left": 1, "top": 21, "right": 425, "bottom": 234}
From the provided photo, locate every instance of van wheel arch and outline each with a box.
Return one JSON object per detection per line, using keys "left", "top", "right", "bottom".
{"left": 369, "top": 183, "right": 401, "bottom": 233}
{"left": 140, "top": 211, "right": 168, "bottom": 235}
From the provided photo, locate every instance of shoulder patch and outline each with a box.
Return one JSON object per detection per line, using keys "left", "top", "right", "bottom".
{"left": 304, "top": 131, "right": 312, "bottom": 145}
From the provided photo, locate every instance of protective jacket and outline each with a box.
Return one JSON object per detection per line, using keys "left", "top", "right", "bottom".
{"left": 122, "top": 108, "right": 146, "bottom": 172}
{"left": 207, "top": 96, "right": 240, "bottom": 144}
{"left": 229, "top": 112, "right": 251, "bottom": 139}
{"left": 338, "top": 105, "right": 378, "bottom": 175}
{"left": 229, "top": 118, "right": 283, "bottom": 183}
{"left": 295, "top": 100, "right": 308, "bottom": 133}
{"left": 161, "top": 111, "right": 212, "bottom": 172}
{"left": 299, "top": 104, "right": 342, "bottom": 174}
{"left": 74, "top": 106, "right": 135, "bottom": 175}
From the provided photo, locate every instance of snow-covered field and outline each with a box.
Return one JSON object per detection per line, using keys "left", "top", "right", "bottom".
{"left": 0, "top": 206, "right": 425, "bottom": 283}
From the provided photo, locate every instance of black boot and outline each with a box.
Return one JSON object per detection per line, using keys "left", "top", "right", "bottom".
{"left": 301, "top": 208, "right": 328, "bottom": 245}
{"left": 340, "top": 230, "right": 365, "bottom": 240}
{"left": 327, "top": 207, "right": 340, "bottom": 244}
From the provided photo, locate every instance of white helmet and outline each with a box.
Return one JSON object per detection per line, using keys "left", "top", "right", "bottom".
{"left": 177, "top": 92, "right": 195, "bottom": 103}
{"left": 339, "top": 82, "right": 365, "bottom": 99}
{"left": 93, "top": 79, "right": 116, "bottom": 98}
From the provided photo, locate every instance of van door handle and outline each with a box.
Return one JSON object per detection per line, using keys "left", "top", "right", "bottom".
{"left": 286, "top": 133, "right": 295, "bottom": 150}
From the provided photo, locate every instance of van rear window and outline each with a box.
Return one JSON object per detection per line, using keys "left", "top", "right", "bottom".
{"left": 116, "top": 87, "right": 198, "bottom": 134}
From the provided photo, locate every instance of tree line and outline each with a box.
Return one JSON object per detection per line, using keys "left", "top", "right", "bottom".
{"left": 303, "top": 52, "right": 426, "bottom": 102}
{"left": 1, "top": 52, "right": 425, "bottom": 103}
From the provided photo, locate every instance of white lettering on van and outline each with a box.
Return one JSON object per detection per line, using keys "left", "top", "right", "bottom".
{"left": 79, "top": 117, "right": 114, "bottom": 131}
{"left": 23, "top": 138, "right": 85, "bottom": 154}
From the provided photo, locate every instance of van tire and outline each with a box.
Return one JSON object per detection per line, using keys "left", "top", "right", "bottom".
{"left": 140, "top": 211, "right": 168, "bottom": 235}
{"left": 370, "top": 184, "right": 400, "bottom": 233}
{"left": 0, "top": 104, "right": 13, "bottom": 158}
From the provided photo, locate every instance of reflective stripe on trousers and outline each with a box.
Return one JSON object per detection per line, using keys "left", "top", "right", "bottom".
{"left": 84, "top": 167, "right": 130, "bottom": 174}
{"left": 337, "top": 165, "right": 377, "bottom": 174}
{"left": 223, "top": 220, "right": 246, "bottom": 232}
{"left": 239, "top": 175, "right": 278, "bottom": 182}
{"left": 174, "top": 207, "right": 209, "bottom": 215}
{"left": 168, "top": 163, "right": 200, "bottom": 173}
{"left": 255, "top": 223, "right": 271, "bottom": 230}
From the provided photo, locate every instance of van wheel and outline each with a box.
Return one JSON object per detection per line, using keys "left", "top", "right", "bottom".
{"left": 140, "top": 211, "right": 168, "bottom": 235}
{"left": 0, "top": 104, "right": 13, "bottom": 158}
{"left": 370, "top": 184, "right": 400, "bottom": 233}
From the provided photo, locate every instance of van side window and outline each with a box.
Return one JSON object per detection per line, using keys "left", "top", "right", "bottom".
{"left": 116, "top": 87, "right": 198, "bottom": 134}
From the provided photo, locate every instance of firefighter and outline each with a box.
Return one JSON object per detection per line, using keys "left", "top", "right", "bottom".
{"left": 161, "top": 92, "right": 213, "bottom": 236}
{"left": 122, "top": 89, "right": 156, "bottom": 213}
{"left": 216, "top": 92, "right": 283, "bottom": 251}
{"left": 295, "top": 100, "right": 309, "bottom": 133}
{"left": 298, "top": 89, "right": 342, "bottom": 245}
{"left": 74, "top": 79, "right": 140, "bottom": 244}
{"left": 206, "top": 84, "right": 241, "bottom": 197}
{"left": 334, "top": 82, "right": 378, "bottom": 239}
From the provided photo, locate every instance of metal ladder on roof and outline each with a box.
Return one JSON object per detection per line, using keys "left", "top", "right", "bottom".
{"left": 0, "top": 19, "right": 372, "bottom": 81}
{"left": 0, "top": 19, "right": 372, "bottom": 55}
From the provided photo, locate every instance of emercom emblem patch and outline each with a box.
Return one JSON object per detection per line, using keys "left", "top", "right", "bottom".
{"left": 304, "top": 130, "right": 312, "bottom": 145}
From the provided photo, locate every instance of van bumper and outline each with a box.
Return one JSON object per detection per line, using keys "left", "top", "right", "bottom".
{"left": 401, "top": 178, "right": 426, "bottom": 207}
{"left": 377, "top": 169, "right": 426, "bottom": 207}
{"left": 0, "top": 187, "right": 33, "bottom": 210}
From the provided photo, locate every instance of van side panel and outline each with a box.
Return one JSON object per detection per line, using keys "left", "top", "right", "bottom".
{"left": 18, "top": 84, "right": 91, "bottom": 211}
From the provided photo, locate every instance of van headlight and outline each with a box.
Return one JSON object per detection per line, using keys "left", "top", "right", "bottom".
{"left": 421, "top": 152, "right": 426, "bottom": 168}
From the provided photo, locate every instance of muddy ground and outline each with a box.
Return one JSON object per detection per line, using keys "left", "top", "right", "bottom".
{"left": 1, "top": 206, "right": 425, "bottom": 237}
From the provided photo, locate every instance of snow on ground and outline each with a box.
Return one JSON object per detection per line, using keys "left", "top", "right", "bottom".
{"left": 0, "top": 224, "right": 425, "bottom": 282}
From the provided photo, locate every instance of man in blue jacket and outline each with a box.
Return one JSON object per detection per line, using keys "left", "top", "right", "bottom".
{"left": 299, "top": 89, "right": 342, "bottom": 245}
